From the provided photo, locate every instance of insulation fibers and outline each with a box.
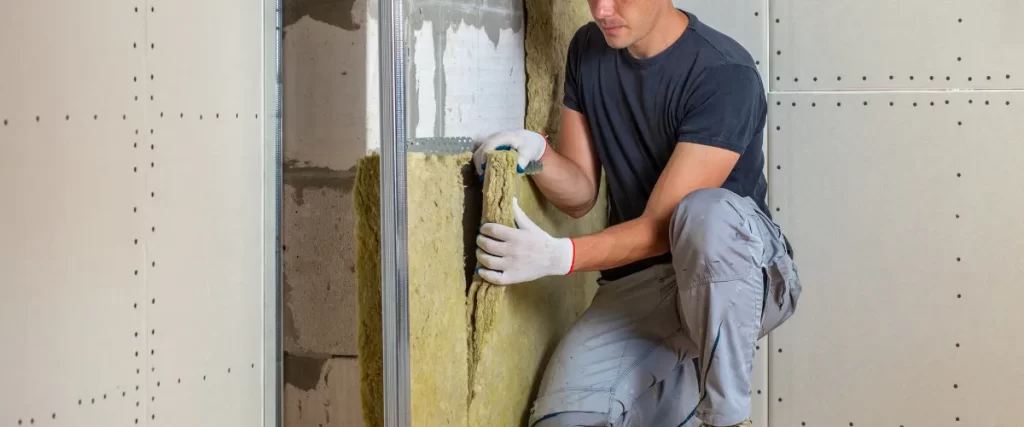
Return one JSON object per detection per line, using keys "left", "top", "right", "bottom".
{"left": 354, "top": 150, "right": 606, "bottom": 427}
{"left": 355, "top": 152, "right": 472, "bottom": 427}
{"left": 524, "top": 0, "right": 593, "bottom": 138}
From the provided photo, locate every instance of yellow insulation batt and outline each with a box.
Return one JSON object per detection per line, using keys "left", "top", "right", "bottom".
{"left": 354, "top": 149, "right": 606, "bottom": 427}
{"left": 524, "top": 0, "right": 593, "bottom": 137}
{"left": 467, "top": 151, "right": 607, "bottom": 426}
{"left": 354, "top": 152, "right": 472, "bottom": 427}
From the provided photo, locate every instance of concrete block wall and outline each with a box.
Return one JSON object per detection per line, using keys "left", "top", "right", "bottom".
{"left": 281, "top": 0, "right": 527, "bottom": 425}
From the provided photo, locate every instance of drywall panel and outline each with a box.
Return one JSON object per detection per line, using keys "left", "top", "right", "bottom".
{"left": 0, "top": 1, "right": 148, "bottom": 424}
{"left": 0, "top": 0, "right": 279, "bottom": 425}
{"left": 766, "top": 90, "right": 1021, "bottom": 426}
{"left": 769, "top": 0, "right": 1024, "bottom": 91}
{"left": 145, "top": 0, "right": 270, "bottom": 424}
{"left": 675, "top": 0, "right": 768, "bottom": 78}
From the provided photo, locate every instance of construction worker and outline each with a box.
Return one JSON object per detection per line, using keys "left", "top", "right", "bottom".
{"left": 471, "top": 1, "right": 802, "bottom": 426}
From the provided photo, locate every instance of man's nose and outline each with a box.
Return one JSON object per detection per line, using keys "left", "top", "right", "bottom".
{"left": 591, "top": 0, "right": 615, "bottom": 19}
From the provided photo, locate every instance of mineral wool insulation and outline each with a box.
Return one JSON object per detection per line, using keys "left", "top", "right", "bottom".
{"left": 354, "top": 3, "right": 598, "bottom": 425}
{"left": 354, "top": 149, "right": 607, "bottom": 427}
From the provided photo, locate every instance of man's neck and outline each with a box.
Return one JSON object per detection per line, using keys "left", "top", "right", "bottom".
{"left": 626, "top": 8, "right": 690, "bottom": 59}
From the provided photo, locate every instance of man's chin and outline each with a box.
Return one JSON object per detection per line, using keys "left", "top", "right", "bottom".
{"left": 602, "top": 34, "right": 631, "bottom": 49}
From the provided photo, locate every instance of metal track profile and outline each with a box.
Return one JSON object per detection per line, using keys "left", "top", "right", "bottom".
{"left": 378, "top": 0, "right": 411, "bottom": 425}
{"left": 407, "top": 136, "right": 477, "bottom": 154}
{"left": 263, "top": 0, "right": 284, "bottom": 425}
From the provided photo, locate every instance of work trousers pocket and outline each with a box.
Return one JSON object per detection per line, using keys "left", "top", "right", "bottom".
{"left": 759, "top": 251, "right": 802, "bottom": 338}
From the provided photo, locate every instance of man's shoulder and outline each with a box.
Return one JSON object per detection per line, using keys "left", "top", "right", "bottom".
{"left": 685, "top": 13, "right": 758, "bottom": 69}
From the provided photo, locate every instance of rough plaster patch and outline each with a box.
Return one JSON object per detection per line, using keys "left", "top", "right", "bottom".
{"left": 283, "top": 181, "right": 359, "bottom": 356}
{"left": 406, "top": 0, "right": 524, "bottom": 138}
{"left": 284, "top": 353, "right": 330, "bottom": 391}
{"left": 440, "top": 26, "right": 526, "bottom": 138}
{"left": 284, "top": 14, "right": 370, "bottom": 171}
{"left": 284, "top": 356, "right": 364, "bottom": 427}
{"left": 284, "top": 0, "right": 361, "bottom": 30}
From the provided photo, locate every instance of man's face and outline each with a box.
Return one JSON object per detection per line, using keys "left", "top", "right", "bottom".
{"left": 588, "top": 0, "right": 661, "bottom": 49}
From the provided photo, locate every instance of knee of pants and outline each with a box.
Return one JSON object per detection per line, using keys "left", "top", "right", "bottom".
{"left": 669, "top": 188, "right": 761, "bottom": 284}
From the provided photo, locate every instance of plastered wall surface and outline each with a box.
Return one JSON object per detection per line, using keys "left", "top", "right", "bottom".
{"left": 354, "top": 150, "right": 606, "bottom": 427}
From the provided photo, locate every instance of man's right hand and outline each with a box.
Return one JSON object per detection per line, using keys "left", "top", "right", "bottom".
{"left": 472, "top": 129, "right": 548, "bottom": 176}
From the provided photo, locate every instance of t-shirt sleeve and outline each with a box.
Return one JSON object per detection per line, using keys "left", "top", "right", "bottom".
{"left": 562, "top": 25, "right": 588, "bottom": 112}
{"left": 675, "top": 64, "right": 766, "bottom": 153}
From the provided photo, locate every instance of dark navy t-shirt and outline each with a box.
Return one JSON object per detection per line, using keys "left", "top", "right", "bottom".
{"left": 563, "top": 11, "right": 769, "bottom": 282}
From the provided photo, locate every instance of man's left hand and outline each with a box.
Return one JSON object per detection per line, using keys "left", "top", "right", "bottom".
{"left": 475, "top": 197, "right": 575, "bottom": 285}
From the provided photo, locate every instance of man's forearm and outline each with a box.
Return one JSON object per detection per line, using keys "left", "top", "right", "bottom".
{"left": 530, "top": 148, "right": 599, "bottom": 218}
{"left": 569, "top": 215, "right": 670, "bottom": 273}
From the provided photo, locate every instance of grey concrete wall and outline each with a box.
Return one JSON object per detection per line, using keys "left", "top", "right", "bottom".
{"left": 282, "top": 0, "right": 369, "bottom": 425}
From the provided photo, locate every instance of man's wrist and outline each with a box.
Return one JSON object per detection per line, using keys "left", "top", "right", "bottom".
{"left": 552, "top": 237, "right": 576, "bottom": 276}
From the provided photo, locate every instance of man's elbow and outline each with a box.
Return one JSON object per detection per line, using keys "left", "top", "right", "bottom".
{"left": 564, "top": 199, "right": 597, "bottom": 219}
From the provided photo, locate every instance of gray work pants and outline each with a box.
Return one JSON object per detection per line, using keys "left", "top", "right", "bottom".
{"left": 528, "top": 188, "right": 802, "bottom": 427}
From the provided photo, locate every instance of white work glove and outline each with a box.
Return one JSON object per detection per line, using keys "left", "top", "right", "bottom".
{"left": 472, "top": 129, "right": 547, "bottom": 176}
{"left": 475, "top": 197, "right": 576, "bottom": 285}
